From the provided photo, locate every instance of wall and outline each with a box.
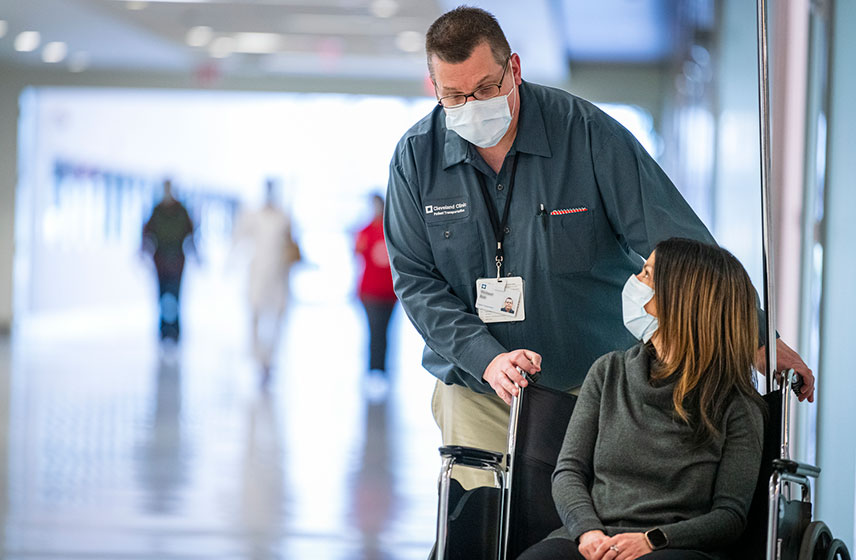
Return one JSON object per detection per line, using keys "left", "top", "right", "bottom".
{"left": 816, "top": 0, "right": 856, "bottom": 547}
{"left": 0, "top": 76, "right": 18, "bottom": 333}
{"left": 565, "top": 62, "right": 669, "bottom": 130}
{"left": 712, "top": 1, "right": 764, "bottom": 285}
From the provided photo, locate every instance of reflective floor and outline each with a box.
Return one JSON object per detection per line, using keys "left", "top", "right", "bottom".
{"left": 0, "top": 298, "right": 439, "bottom": 559}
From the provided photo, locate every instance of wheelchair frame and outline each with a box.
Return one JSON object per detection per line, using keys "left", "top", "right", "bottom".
{"left": 435, "top": 374, "right": 573, "bottom": 560}
{"left": 765, "top": 370, "right": 823, "bottom": 560}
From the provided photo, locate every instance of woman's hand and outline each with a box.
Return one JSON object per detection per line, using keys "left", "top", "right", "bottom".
{"left": 578, "top": 530, "right": 609, "bottom": 560}
{"left": 593, "top": 533, "right": 653, "bottom": 560}
{"left": 577, "top": 529, "right": 609, "bottom": 560}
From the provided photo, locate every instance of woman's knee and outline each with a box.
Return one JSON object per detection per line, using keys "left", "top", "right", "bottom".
{"left": 517, "top": 537, "right": 583, "bottom": 560}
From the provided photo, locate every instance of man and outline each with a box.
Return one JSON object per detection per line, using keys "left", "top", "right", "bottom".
{"left": 384, "top": 7, "right": 814, "bottom": 488}
{"left": 142, "top": 179, "right": 195, "bottom": 342}
{"left": 502, "top": 297, "right": 514, "bottom": 314}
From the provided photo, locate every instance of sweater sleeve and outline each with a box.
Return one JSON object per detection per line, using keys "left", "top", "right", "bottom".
{"left": 551, "top": 356, "right": 609, "bottom": 541}
{"left": 658, "top": 397, "right": 765, "bottom": 550}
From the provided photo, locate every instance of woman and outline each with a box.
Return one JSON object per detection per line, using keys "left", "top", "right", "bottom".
{"left": 355, "top": 193, "right": 398, "bottom": 396}
{"left": 519, "top": 238, "right": 766, "bottom": 560}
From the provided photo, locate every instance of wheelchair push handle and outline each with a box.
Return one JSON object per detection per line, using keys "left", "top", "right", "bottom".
{"left": 787, "top": 369, "right": 804, "bottom": 396}
{"left": 516, "top": 367, "right": 540, "bottom": 386}
{"left": 779, "top": 369, "right": 805, "bottom": 462}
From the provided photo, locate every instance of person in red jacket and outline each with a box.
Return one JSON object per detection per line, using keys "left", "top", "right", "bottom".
{"left": 355, "top": 194, "right": 398, "bottom": 391}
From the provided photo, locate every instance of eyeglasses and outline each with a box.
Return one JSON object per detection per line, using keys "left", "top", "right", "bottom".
{"left": 436, "top": 57, "right": 511, "bottom": 109}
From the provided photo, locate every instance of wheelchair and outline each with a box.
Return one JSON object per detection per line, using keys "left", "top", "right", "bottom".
{"left": 432, "top": 370, "right": 850, "bottom": 560}
{"left": 434, "top": 372, "right": 576, "bottom": 560}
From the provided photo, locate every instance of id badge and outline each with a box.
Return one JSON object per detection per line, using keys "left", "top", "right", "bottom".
{"left": 476, "top": 277, "right": 525, "bottom": 323}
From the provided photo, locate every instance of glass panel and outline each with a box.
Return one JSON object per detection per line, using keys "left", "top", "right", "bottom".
{"left": 797, "top": 0, "right": 834, "bottom": 465}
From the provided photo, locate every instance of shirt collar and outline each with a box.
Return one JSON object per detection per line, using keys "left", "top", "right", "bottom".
{"left": 442, "top": 80, "right": 552, "bottom": 170}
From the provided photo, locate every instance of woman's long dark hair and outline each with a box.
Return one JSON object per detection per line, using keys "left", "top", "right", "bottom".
{"left": 650, "top": 238, "right": 765, "bottom": 445}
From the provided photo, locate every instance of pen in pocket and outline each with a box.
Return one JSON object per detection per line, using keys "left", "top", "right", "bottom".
{"left": 538, "top": 203, "right": 547, "bottom": 231}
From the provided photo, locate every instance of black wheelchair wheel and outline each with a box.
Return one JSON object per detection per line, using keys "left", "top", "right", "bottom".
{"left": 798, "top": 521, "right": 833, "bottom": 560}
{"left": 826, "top": 538, "right": 851, "bottom": 560}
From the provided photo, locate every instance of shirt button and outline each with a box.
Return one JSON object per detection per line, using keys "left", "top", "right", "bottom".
{"left": 504, "top": 226, "right": 510, "bottom": 234}
{"left": 496, "top": 183, "right": 504, "bottom": 191}
{"left": 444, "top": 230, "right": 451, "bottom": 239}
{"left": 506, "top": 272, "right": 513, "bottom": 277}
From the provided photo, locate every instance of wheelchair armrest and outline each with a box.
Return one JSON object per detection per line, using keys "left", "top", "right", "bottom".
{"left": 773, "top": 458, "right": 821, "bottom": 478}
{"left": 439, "top": 445, "right": 504, "bottom": 469}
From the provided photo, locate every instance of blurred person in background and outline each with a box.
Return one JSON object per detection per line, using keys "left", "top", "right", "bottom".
{"left": 355, "top": 194, "right": 397, "bottom": 400}
{"left": 233, "top": 178, "right": 300, "bottom": 387}
{"left": 142, "top": 178, "right": 195, "bottom": 343}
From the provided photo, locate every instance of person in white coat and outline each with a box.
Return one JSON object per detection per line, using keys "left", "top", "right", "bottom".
{"left": 234, "top": 179, "right": 300, "bottom": 386}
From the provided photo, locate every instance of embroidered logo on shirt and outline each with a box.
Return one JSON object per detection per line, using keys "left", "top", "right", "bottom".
{"left": 550, "top": 207, "right": 588, "bottom": 216}
{"left": 423, "top": 197, "right": 470, "bottom": 222}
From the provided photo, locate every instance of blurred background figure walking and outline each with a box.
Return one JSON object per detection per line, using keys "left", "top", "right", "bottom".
{"left": 355, "top": 194, "right": 397, "bottom": 401}
{"left": 233, "top": 179, "right": 300, "bottom": 387}
{"left": 142, "top": 179, "right": 196, "bottom": 343}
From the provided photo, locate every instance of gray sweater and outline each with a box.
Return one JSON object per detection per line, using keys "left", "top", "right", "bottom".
{"left": 551, "top": 343, "right": 764, "bottom": 553}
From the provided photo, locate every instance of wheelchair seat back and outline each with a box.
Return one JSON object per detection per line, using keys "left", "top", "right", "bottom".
{"left": 505, "top": 382, "right": 577, "bottom": 558}
{"left": 728, "top": 389, "right": 811, "bottom": 559}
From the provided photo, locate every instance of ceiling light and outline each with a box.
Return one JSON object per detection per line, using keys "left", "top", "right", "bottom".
{"left": 0, "top": 20, "right": 8, "bottom": 39}
{"left": 209, "top": 36, "right": 236, "bottom": 59}
{"left": 126, "top": 1, "right": 148, "bottom": 10}
{"left": 234, "top": 32, "right": 281, "bottom": 54}
{"left": 370, "top": 0, "right": 398, "bottom": 18}
{"left": 395, "top": 30, "right": 422, "bottom": 53}
{"left": 186, "top": 26, "right": 213, "bottom": 47}
{"left": 68, "top": 52, "right": 90, "bottom": 73}
{"left": 14, "top": 31, "right": 41, "bottom": 52}
{"left": 42, "top": 42, "right": 68, "bottom": 63}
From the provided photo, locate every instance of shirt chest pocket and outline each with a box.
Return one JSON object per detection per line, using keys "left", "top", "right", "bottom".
{"left": 548, "top": 209, "right": 595, "bottom": 275}
{"left": 427, "top": 221, "right": 483, "bottom": 288}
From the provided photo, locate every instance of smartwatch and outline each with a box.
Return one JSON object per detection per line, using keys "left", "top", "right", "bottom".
{"left": 645, "top": 528, "right": 669, "bottom": 550}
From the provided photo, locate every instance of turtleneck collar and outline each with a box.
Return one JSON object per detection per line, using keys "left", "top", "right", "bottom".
{"left": 625, "top": 343, "right": 676, "bottom": 409}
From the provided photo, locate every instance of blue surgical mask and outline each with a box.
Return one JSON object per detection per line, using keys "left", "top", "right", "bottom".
{"left": 444, "top": 82, "right": 517, "bottom": 148}
{"left": 622, "top": 274, "right": 659, "bottom": 343}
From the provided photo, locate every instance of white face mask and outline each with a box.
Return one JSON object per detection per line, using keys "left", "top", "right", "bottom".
{"left": 622, "top": 274, "right": 659, "bottom": 343}
{"left": 444, "top": 82, "right": 516, "bottom": 148}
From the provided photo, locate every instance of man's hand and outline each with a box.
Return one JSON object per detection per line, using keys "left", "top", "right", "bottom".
{"left": 756, "top": 339, "right": 815, "bottom": 403}
{"left": 593, "top": 533, "right": 652, "bottom": 560}
{"left": 482, "top": 349, "right": 541, "bottom": 404}
{"left": 578, "top": 530, "right": 609, "bottom": 560}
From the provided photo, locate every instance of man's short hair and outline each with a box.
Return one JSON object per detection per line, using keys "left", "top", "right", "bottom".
{"left": 425, "top": 6, "right": 511, "bottom": 78}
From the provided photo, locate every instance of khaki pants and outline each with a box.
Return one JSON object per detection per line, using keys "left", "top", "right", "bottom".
{"left": 431, "top": 380, "right": 510, "bottom": 489}
{"left": 431, "top": 380, "right": 581, "bottom": 490}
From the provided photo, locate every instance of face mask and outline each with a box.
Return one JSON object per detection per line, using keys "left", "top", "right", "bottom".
{"left": 622, "top": 274, "right": 659, "bottom": 343}
{"left": 444, "top": 81, "right": 516, "bottom": 148}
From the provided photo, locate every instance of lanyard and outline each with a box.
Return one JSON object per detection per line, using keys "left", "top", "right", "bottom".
{"left": 476, "top": 152, "right": 520, "bottom": 278}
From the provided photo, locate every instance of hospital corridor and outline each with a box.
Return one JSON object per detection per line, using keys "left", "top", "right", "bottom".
{"left": 1, "top": 0, "right": 855, "bottom": 559}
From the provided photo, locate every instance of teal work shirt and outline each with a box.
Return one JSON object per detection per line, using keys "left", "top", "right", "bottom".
{"left": 384, "top": 81, "right": 716, "bottom": 394}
